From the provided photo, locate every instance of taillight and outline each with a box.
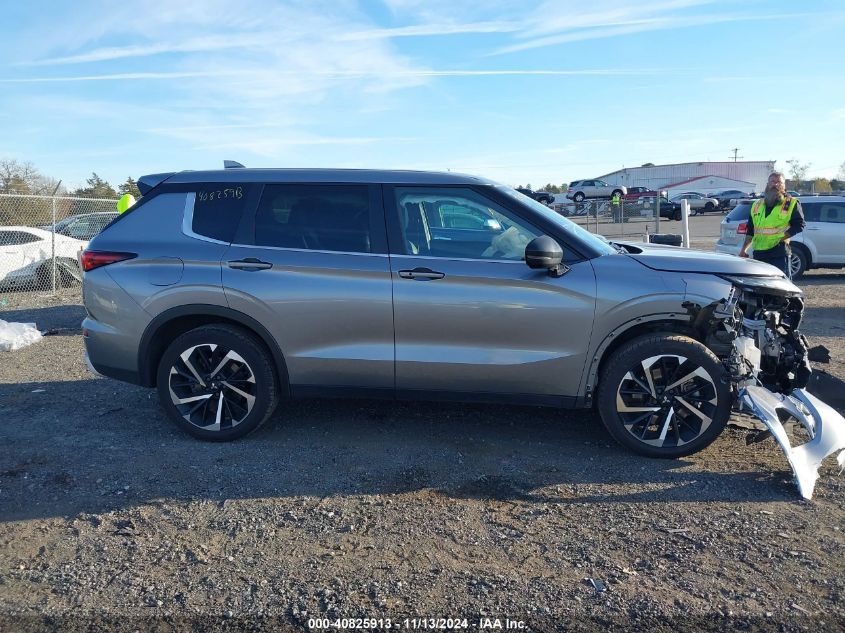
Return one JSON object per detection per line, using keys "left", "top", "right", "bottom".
{"left": 80, "top": 250, "right": 136, "bottom": 272}
{"left": 736, "top": 222, "right": 748, "bottom": 235}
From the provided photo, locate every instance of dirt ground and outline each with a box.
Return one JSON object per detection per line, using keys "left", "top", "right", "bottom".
{"left": 2, "top": 254, "right": 845, "bottom": 630}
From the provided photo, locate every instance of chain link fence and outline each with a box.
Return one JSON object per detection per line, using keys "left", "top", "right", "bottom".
{"left": 550, "top": 195, "right": 676, "bottom": 241}
{"left": 0, "top": 193, "right": 118, "bottom": 299}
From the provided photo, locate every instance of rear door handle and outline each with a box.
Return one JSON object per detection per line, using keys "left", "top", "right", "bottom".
{"left": 398, "top": 267, "right": 445, "bottom": 280}
{"left": 227, "top": 258, "right": 273, "bottom": 270}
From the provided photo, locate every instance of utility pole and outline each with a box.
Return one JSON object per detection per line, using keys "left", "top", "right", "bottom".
{"left": 729, "top": 148, "right": 743, "bottom": 162}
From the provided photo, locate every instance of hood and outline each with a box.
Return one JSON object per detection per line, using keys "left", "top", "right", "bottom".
{"left": 619, "top": 242, "right": 785, "bottom": 276}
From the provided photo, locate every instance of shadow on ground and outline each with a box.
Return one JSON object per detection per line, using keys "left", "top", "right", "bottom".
{"left": 0, "top": 373, "right": 802, "bottom": 523}
{"left": 0, "top": 304, "right": 85, "bottom": 335}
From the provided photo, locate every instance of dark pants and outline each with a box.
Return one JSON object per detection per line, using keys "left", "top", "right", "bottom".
{"left": 753, "top": 253, "right": 791, "bottom": 279}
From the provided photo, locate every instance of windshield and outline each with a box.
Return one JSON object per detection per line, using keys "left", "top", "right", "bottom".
{"left": 496, "top": 185, "right": 616, "bottom": 255}
{"left": 52, "top": 216, "right": 76, "bottom": 230}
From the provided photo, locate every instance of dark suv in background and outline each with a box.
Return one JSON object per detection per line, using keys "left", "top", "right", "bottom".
{"left": 515, "top": 187, "right": 554, "bottom": 204}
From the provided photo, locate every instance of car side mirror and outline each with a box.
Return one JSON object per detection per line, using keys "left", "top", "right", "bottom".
{"left": 525, "top": 236, "right": 568, "bottom": 277}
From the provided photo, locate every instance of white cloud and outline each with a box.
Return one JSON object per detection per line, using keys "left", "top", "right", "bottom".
{"left": 340, "top": 20, "right": 519, "bottom": 39}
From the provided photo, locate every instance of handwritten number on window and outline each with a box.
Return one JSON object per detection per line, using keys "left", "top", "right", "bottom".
{"left": 197, "top": 186, "right": 243, "bottom": 203}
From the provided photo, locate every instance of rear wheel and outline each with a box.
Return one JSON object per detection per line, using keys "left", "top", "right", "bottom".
{"left": 597, "top": 334, "right": 731, "bottom": 458}
{"left": 789, "top": 246, "right": 809, "bottom": 279}
{"left": 156, "top": 325, "right": 279, "bottom": 441}
{"left": 573, "top": 192, "right": 585, "bottom": 203}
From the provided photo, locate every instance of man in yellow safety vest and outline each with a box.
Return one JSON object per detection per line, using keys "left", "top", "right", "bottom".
{"left": 739, "top": 171, "right": 805, "bottom": 278}
{"left": 611, "top": 191, "right": 622, "bottom": 223}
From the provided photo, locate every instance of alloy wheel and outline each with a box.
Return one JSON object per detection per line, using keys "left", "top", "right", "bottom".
{"left": 615, "top": 354, "right": 718, "bottom": 448}
{"left": 788, "top": 253, "right": 802, "bottom": 278}
{"left": 167, "top": 343, "right": 256, "bottom": 432}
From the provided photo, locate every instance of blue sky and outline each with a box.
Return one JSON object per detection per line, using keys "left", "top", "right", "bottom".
{"left": 1, "top": 0, "right": 844, "bottom": 190}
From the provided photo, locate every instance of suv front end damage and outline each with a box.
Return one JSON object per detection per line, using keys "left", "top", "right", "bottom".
{"left": 698, "top": 275, "right": 845, "bottom": 499}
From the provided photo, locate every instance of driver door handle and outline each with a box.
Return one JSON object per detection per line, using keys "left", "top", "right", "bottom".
{"left": 228, "top": 258, "right": 273, "bottom": 270}
{"left": 398, "top": 267, "right": 445, "bottom": 280}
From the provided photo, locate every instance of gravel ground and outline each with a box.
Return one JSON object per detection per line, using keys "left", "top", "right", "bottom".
{"left": 2, "top": 265, "right": 845, "bottom": 631}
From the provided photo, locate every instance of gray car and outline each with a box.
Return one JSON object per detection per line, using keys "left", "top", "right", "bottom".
{"left": 80, "top": 167, "right": 845, "bottom": 493}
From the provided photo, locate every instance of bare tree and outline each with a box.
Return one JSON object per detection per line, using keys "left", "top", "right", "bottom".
{"left": 838, "top": 161, "right": 845, "bottom": 182}
{"left": 0, "top": 158, "right": 61, "bottom": 195}
{"left": 785, "top": 158, "right": 811, "bottom": 183}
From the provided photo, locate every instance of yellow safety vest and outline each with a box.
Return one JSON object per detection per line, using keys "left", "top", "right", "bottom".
{"left": 750, "top": 197, "right": 796, "bottom": 252}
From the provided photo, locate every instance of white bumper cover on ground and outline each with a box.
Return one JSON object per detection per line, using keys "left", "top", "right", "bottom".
{"left": 740, "top": 385, "right": 845, "bottom": 499}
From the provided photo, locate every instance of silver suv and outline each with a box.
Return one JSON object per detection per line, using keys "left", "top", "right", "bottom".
{"left": 80, "top": 168, "right": 845, "bottom": 481}
{"left": 715, "top": 196, "right": 845, "bottom": 278}
{"left": 566, "top": 180, "right": 627, "bottom": 202}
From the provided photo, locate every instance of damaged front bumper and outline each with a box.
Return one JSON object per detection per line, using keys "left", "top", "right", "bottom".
{"left": 707, "top": 278, "right": 845, "bottom": 499}
{"left": 739, "top": 385, "right": 845, "bottom": 499}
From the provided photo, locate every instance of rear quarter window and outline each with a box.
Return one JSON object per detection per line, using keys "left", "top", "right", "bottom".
{"left": 816, "top": 202, "right": 844, "bottom": 223}
{"left": 190, "top": 184, "right": 257, "bottom": 242}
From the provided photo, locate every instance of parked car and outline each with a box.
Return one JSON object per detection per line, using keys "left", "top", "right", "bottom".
{"left": 515, "top": 187, "right": 554, "bottom": 205}
{"left": 715, "top": 195, "right": 845, "bottom": 278}
{"left": 669, "top": 192, "right": 720, "bottom": 214}
{"left": 39, "top": 211, "right": 120, "bottom": 241}
{"left": 566, "top": 180, "right": 627, "bottom": 202}
{"left": 0, "top": 226, "right": 86, "bottom": 288}
{"left": 623, "top": 186, "right": 656, "bottom": 200}
{"left": 654, "top": 196, "right": 682, "bottom": 220}
{"left": 713, "top": 189, "right": 751, "bottom": 210}
{"left": 76, "top": 165, "right": 845, "bottom": 481}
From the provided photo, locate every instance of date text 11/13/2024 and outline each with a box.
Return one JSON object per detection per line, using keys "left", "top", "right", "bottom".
{"left": 307, "top": 617, "right": 527, "bottom": 629}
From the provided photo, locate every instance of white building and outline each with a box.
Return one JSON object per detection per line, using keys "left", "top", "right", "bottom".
{"left": 596, "top": 161, "right": 775, "bottom": 196}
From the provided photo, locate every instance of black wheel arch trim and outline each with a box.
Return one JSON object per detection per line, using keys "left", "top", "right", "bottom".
{"left": 578, "top": 312, "right": 695, "bottom": 407}
{"left": 138, "top": 304, "right": 290, "bottom": 394}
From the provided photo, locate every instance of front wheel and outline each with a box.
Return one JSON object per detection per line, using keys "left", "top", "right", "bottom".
{"left": 597, "top": 334, "right": 731, "bottom": 458}
{"left": 156, "top": 324, "right": 279, "bottom": 441}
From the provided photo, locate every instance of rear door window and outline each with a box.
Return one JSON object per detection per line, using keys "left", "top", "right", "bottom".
{"left": 190, "top": 184, "right": 257, "bottom": 242}
{"left": 253, "top": 184, "right": 373, "bottom": 253}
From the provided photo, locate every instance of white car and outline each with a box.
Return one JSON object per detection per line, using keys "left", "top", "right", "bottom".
{"left": 566, "top": 180, "right": 627, "bottom": 202}
{"left": 0, "top": 226, "right": 87, "bottom": 289}
{"left": 670, "top": 192, "right": 720, "bottom": 214}
{"left": 715, "top": 195, "right": 845, "bottom": 278}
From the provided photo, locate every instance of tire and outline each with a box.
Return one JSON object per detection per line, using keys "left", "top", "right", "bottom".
{"left": 36, "top": 259, "right": 81, "bottom": 289}
{"left": 612, "top": 189, "right": 624, "bottom": 199}
{"left": 573, "top": 192, "right": 585, "bottom": 203}
{"left": 672, "top": 210, "right": 681, "bottom": 221}
{"left": 156, "top": 324, "right": 279, "bottom": 441}
{"left": 35, "top": 264, "right": 56, "bottom": 290}
{"left": 596, "top": 334, "right": 731, "bottom": 458}
{"left": 704, "top": 202, "right": 715, "bottom": 211}
{"left": 789, "top": 246, "right": 809, "bottom": 280}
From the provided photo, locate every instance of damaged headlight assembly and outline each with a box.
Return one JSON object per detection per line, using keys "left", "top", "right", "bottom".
{"left": 713, "top": 275, "right": 845, "bottom": 499}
